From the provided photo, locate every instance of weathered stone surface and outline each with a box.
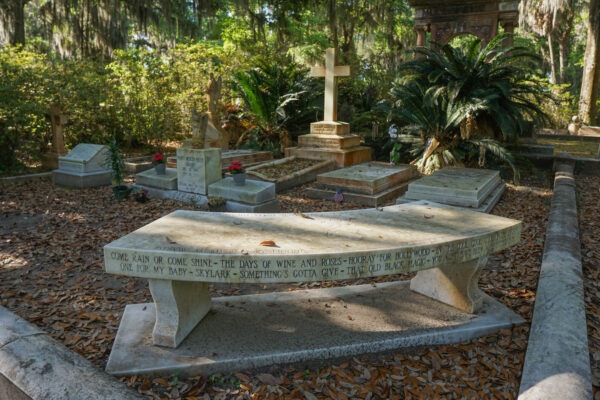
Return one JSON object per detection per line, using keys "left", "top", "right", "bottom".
{"left": 309, "top": 122, "right": 350, "bottom": 135}
{"left": 518, "top": 163, "right": 593, "bottom": 400}
{"left": 246, "top": 157, "right": 335, "bottom": 193}
{"left": 176, "top": 147, "right": 221, "bottom": 195}
{"left": 224, "top": 199, "right": 281, "bottom": 213}
{"left": 397, "top": 182, "right": 506, "bottom": 214}
{"left": 316, "top": 162, "right": 418, "bottom": 195}
{"left": 306, "top": 181, "right": 412, "bottom": 207}
{"left": 136, "top": 168, "right": 178, "bottom": 190}
{"left": 104, "top": 201, "right": 521, "bottom": 284}
{"left": 298, "top": 133, "right": 360, "bottom": 149}
{"left": 0, "top": 306, "right": 142, "bottom": 400}
{"left": 410, "top": 257, "right": 486, "bottom": 313}
{"left": 52, "top": 169, "right": 112, "bottom": 188}
{"left": 404, "top": 167, "right": 501, "bottom": 208}
{"left": 208, "top": 177, "right": 275, "bottom": 204}
{"left": 167, "top": 149, "right": 273, "bottom": 170}
{"left": 105, "top": 281, "right": 524, "bottom": 377}
{"left": 286, "top": 146, "right": 372, "bottom": 168}
{"left": 149, "top": 280, "right": 211, "bottom": 348}
{"left": 57, "top": 143, "right": 109, "bottom": 173}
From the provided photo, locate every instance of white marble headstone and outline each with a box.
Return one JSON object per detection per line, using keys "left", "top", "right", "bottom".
{"left": 404, "top": 168, "right": 501, "bottom": 208}
{"left": 57, "top": 144, "right": 110, "bottom": 173}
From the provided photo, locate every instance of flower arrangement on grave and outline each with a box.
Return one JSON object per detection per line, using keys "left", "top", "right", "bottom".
{"left": 152, "top": 152, "right": 166, "bottom": 175}
{"left": 152, "top": 153, "right": 165, "bottom": 165}
{"left": 228, "top": 161, "right": 247, "bottom": 186}
{"left": 132, "top": 187, "right": 149, "bottom": 203}
{"left": 227, "top": 161, "right": 245, "bottom": 174}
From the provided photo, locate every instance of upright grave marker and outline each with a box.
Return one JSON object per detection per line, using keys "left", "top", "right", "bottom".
{"left": 286, "top": 48, "right": 371, "bottom": 167}
{"left": 52, "top": 143, "right": 112, "bottom": 187}
{"left": 42, "top": 105, "right": 68, "bottom": 169}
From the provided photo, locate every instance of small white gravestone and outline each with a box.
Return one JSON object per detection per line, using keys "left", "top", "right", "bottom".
{"left": 176, "top": 147, "right": 222, "bottom": 195}
{"left": 58, "top": 144, "right": 109, "bottom": 173}
{"left": 52, "top": 143, "right": 112, "bottom": 187}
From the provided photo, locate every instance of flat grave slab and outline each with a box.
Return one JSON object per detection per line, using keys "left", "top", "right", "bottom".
{"left": 316, "top": 162, "right": 418, "bottom": 195}
{"left": 106, "top": 281, "right": 524, "bottom": 377}
{"left": 246, "top": 157, "right": 335, "bottom": 192}
{"left": 136, "top": 168, "right": 178, "bottom": 190}
{"left": 403, "top": 167, "right": 502, "bottom": 208}
{"left": 208, "top": 177, "right": 276, "bottom": 205}
{"left": 306, "top": 162, "right": 418, "bottom": 206}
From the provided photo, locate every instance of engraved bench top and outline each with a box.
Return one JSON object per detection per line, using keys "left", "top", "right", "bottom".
{"left": 104, "top": 201, "right": 521, "bottom": 283}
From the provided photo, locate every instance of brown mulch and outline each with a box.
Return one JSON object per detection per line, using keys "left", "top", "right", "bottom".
{"left": 0, "top": 175, "right": 555, "bottom": 399}
{"left": 577, "top": 175, "right": 600, "bottom": 397}
{"left": 251, "top": 159, "right": 322, "bottom": 180}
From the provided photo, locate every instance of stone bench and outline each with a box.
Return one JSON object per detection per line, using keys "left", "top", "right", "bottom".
{"left": 104, "top": 201, "right": 521, "bottom": 348}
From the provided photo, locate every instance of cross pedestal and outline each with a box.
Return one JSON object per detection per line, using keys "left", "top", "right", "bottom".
{"left": 286, "top": 48, "right": 371, "bottom": 167}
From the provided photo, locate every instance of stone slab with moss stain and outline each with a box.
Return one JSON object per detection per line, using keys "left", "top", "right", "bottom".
{"left": 298, "top": 134, "right": 360, "bottom": 149}
{"left": 403, "top": 167, "right": 502, "bottom": 208}
{"left": 207, "top": 177, "right": 276, "bottom": 205}
{"left": 176, "top": 148, "right": 221, "bottom": 195}
{"left": 105, "top": 281, "right": 524, "bottom": 377}
{"left": 136, "top": 168, "right": 178, "bottom": 190}
{"left": 246, "top": 157, "right": 335, "bottom": 192}
{"left": 104, "top": 201, "right": 521, "bottom": 348}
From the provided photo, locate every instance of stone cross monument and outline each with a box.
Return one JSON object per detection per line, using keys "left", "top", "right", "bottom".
{"left": 309, "top": 48, "right": 350, "bottom": 123}
{"left": 286, "top": 48, "right": 371, "bottom": 167}
{"left": 42, "top": 105, "right": 68, "bottom": 169}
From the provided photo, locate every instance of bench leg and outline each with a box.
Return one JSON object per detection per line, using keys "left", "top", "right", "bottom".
{"left": 148, "top": 279, "right": 211, "bottom": 348}
{"left": 410, "top": 257, "right": 487, "bottom": 314}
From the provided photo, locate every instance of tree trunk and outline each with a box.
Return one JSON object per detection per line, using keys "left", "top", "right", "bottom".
{"left": 558, "top": 39, "right": 567, "bottom": 84}
{"left": 579, "top": 0, "right": 600, "bottom": 124}
{"left": 328, "top": 0, "right": 338, "bottom": 49}
{"left": 547, "top": 32, "right": 557, "bottom": 84}
{"left": 12, "top": 0, "right": 25, "bottom": 45}
{"left": 0, "top": 0, "right": 27, "bottom": 45}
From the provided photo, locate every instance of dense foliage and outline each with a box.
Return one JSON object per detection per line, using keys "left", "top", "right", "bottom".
{"left": 0, "top": 0, "right": 598, "bottom": 172}
{"left": 382, "top": 36, "right": 548, "bottom": 177}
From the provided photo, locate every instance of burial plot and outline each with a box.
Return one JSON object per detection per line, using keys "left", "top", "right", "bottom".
{"left": 397, "top": 167, "right": 506, "bottom": 213}
{"left": 306, "top": 162, "right": 419, "bottom": 206}
{"left": 104, "top": 201, "right": 523, "bottom": 376}
{"left": 286, "top": 48, "right": 371, "bottom": 167}
{"left": 167, "top": 149, "right": 273, "bottom": 172}
{"left": 207, "top": 177, "right": 280, "bottom": 212}
{"left": 246, "top": 156, "right": 335, "bottom": 192}
{"left": 52, "top": 143, "right": 112, "bottom": 188}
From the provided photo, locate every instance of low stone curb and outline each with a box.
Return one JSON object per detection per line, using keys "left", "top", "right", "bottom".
{"left": 0, "top": 306, "right": 143, "bottom": 400}
{"left": 0, "top": 172, "right": 52, "bottom": 184}
{"left": 518, "top": 161, "right": 593, "bottom": 400}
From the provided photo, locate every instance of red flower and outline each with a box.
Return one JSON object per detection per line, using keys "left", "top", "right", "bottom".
{"left": 227, "top": 161, "right": 244, "bottom": 174}
{"left": 152, "top": 153, "right": 164, "bottom": 162}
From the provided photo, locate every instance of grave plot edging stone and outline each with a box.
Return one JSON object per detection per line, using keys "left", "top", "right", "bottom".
{"left": 0, "top": 306, "right": 143, "bottom": 400}
{"left": 518, "top": 162, "right": 593, "bottom": 400}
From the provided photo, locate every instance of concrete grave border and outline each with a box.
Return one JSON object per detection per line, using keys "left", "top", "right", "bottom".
{"left": 0, "top": 306, "right": 142, "bottom": 400}
{"left": 518, "top": 159, "right": 593, "bottom": 400}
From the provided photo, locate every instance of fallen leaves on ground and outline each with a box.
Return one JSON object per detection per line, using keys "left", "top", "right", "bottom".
{"left": 0, "top": 173, "right": 556, "bottom": 399}
{"left": 577, "top": 175, "right": 600, "bottom": 397}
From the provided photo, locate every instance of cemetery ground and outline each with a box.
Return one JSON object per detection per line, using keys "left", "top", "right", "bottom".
{"left": 1, "top": 172, "right": 599, "bottom": 399}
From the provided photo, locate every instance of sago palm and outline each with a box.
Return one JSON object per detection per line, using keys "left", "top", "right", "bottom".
{"left": 399, "top": 33, "right": 549, "bottom": 142}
